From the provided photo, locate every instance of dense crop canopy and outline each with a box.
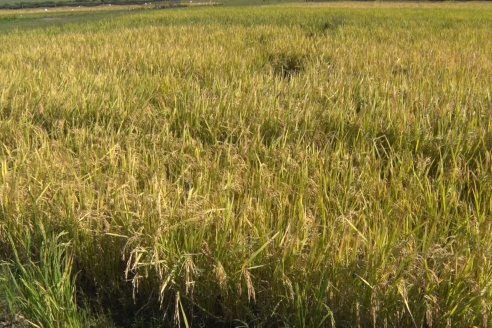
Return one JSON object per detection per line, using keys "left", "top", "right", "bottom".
{"left": 1, "top": 4, "right": 492, "bottom": 327}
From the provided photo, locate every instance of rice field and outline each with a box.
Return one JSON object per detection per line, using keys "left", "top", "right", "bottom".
{"left": 1, "top": 3, "right": 492, "bottom": 327}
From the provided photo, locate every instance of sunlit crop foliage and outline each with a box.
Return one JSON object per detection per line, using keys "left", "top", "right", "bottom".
{"left": 1, "top": 4, "right": 492, "bottom": 327}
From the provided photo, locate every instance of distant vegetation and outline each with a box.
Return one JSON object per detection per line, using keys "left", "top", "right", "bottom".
{"left": 0, "top": 0, "right": 286, "bottom": 10}
{"left": 0, "top": 0, "right": 483, "bottom": 10}
{"left": 0, "top": 0, "right": 185, "bottom": 10}
{"left": 1, "top": 3, "right": 492, "bottom": 327}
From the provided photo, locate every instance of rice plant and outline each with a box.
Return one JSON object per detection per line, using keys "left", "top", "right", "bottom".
{"left": 0, "top": 3, "right": 492, "bottom": 327}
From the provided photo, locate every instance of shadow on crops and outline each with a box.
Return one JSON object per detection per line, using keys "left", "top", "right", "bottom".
{"left": 302, "top": 17, "right": 347, "bottom": 38}
{"left": 268, "top": 52, "right": 305, "bottom": 79}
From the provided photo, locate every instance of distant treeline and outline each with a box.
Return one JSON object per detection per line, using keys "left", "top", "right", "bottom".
{"left": 304, "top": 0, "right": 485, "bottom": 1}
{"left": 0, "top": 0, "right": 183, "bottom": 9}
{"left": 303, "top": 0, "right": 483, "bottom": 2}
{"left": 0, "top": 0, "right": 485, "bottom": 10}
